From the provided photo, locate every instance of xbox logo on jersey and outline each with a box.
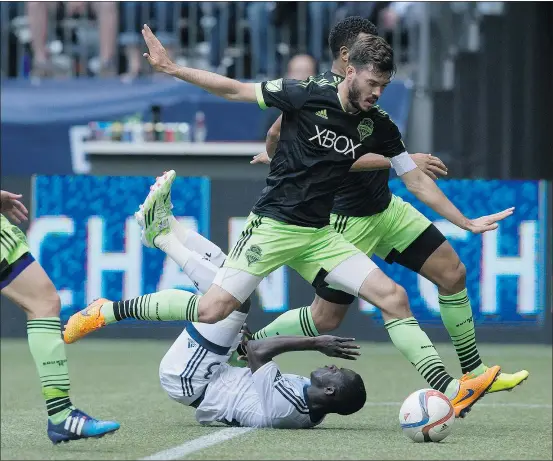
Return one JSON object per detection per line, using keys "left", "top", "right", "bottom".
{"left": 308, "top": 125, "right": 362, "bottom": 158}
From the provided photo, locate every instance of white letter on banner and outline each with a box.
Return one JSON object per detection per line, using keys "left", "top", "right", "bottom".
{"left": 27, "top": 216, "right": 75, "bottom": 308}
{"left": 158, "top": 217, "right": 198, "bottom": 291}
{"left": 229, "top": 217, "right": 287, "bottom": 312}
{"left": 87, "top": 216, "right": 142, "bottom": 304}
{"left": 482, "top": 221, "right": 536, "bottom": 315}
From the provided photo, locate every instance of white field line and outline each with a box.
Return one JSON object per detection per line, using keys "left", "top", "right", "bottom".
{"left": 140, "top": 427, "right": 255, "bottom": 460}
{"left": 140, "top": 401, "right": 550, "bottom": 460}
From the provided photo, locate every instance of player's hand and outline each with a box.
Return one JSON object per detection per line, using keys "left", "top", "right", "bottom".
{"left": 0, "top": 190, "right": 28, "bottom": 224}
{"left": 465, "top": 207, "right": 515, "bottom": 234}
{"left": 236, "top": 323, "right": 252, "bottom": 362}
{"left": 142, "top": 24, "right": 175, "bottom": 74}
{"left": 411, "top": 153, "right": 448, "bottom": 181}
{"left": 250, "top": 152, "right": 271, "bottom": 165}
{"left": 315, "top": 336, "right": 360, "bottom": 360}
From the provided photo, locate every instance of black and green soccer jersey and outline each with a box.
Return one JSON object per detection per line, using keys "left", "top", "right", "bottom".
{"left": 253, "top": 72, "right": 405, "bottom": 228}
{"left": 322, "top": 72, "right": 404, "bottom": 217}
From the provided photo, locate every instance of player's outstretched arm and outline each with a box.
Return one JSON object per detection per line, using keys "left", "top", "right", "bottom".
{"left": 246, "top": 335, "right": 360, "bottom": 372}
{"left": 400, "top": 168, "right": 515, "bottom": 234}
{"left": 142, "top": 24, "right": 256, "bottom": 103}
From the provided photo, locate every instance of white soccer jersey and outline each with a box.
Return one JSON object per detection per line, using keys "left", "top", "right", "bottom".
{"left": 195, "top": 361, "right": 325, "bottom": 429}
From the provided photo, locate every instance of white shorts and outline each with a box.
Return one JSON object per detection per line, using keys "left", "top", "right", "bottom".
{"left": 159, "top": 322, "right": 237, "bottom": 406}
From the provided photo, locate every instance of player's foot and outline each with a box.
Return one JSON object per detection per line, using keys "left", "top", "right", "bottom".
{"left": 462, "top": 366, "right": 529, "bottom": 393}
{"left": 450, "top": 365, "right": 500, "bottom": 418}
{"left": 47, "top": 408, "right": 120, "bottom": 444}
{"left": 487, "top": 369, "right": 529, "bottom": 393}
{"left": 63, "top": 298, "right": 109, "bottom": 344}
{"left": 136, "top": 170, "right": 176, "bottom": 248}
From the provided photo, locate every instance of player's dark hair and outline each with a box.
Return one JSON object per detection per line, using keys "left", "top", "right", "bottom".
{"left": 335, "top": 372, "right": 367, "bottom": 415}
{"left": 328, "top": 16, "right": 379, "bottom": 59}
{"left": 348, "top": 35, "right": 396, "bottom": 77}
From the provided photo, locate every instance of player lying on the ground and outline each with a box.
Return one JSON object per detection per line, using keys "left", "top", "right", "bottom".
{"left": 64, "top": 25, "right": 507, "bottom": 419}
{"left": 158, "top": 298, "right": 365, "bottom": 428}
{"left": 0, "top": 190, "right": 119, "bottom": 444}
{"left": 250, "top": 16, "right": 529, "bottom": 393}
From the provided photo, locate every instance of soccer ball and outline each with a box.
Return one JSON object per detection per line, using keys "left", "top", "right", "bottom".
{"left": 399, "top": 389, "right": 455, "bottom": 443}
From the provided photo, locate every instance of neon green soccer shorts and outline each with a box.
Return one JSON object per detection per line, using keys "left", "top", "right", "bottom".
{"left": 224, "top": 213, "right": 362, "bottom": 283}
{"left": 0, "top": 214, "right": 35, "bottom": 290}
{"left": 331, "top": 194, "right": 433, "bottom": 263}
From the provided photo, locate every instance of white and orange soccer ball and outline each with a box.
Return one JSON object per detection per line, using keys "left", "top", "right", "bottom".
{"left": 399, "top": 389, "right": 455, "bottom": 443}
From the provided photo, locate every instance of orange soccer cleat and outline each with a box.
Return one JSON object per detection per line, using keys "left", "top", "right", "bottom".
{"left": 450, "top": 365, "right": 501, "bottom": 418}
{"left": 63, "top": 298, "right": 110, "bottom": 344}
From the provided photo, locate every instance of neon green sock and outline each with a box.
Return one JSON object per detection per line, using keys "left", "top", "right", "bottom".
{"left": 100, "top": 289, "right": 200, "bottom": 324}
{"left": 439, "top": 288, "right": 486, "bottom": 375}
{"left": 27, "top": 317, "right": 75, "bottom": 424}
{"left": 385, "top": 317, "right": 458, "bottom": 396}
{"left": 253, "top": 306, "right": 319, "bottom": 339}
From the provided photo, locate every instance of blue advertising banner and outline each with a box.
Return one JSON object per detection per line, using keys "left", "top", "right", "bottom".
{"left": 31, "top": 175, "right": 210, "bottom": 318}
{"left": 31, "top": 176, "right": 548, "bottom": 330}
{"left": 360, "top": 179, "right": 548, "bottom": 327}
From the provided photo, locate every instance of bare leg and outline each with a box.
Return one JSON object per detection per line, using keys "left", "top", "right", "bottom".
{"left": 27, "top": 2, "right": 50, "bottom": 73}
{"left": 93, "top": 2, "right": 118, "bottom": 74}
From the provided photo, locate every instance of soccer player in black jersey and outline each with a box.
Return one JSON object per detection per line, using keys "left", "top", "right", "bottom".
{"left": 66, "top": 22, "right": 510, "bottom": 418}
{"left": 251, "top": 17, "right": 527, "bottom": 397}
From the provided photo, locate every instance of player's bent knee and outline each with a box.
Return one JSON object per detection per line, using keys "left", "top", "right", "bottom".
{"left": 313, "top": 312, "right": 343, "bottom": 332}
{"left": 439, "top": 260, "right": 466, "bottom": 293}
{"left": 310, "top": 300, "right": 347, "bottom": 333}
{"left": 30, "top": 289, "right": 61, "bottom": 319}
{"left": 379, "top": 283, "right": 411, "bottom": 320}
{"left": 159, "top": 366, "right": 191, "bottom": 406}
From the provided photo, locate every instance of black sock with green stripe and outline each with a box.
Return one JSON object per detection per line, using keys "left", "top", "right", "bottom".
{"left": 385, "top": 317, "right": 459, "bottom": 397}
{"left": 100, "top": 289, "right": 200, "bottom": 324}
{"left": 252, "top": 306, "right": 319, "bottom": 339}
{"left": 439, "top": 288, "right": 486, "bottom": 375}
{"left": 27, "top": 317, "right": 75, "bottom": 424}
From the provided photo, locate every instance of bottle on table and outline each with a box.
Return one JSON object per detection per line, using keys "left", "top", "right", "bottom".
{"left": 193, "top": 111, "right": 207, "bottom": 143}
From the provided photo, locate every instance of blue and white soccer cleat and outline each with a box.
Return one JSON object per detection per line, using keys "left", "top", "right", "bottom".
{"left": 47, "top": 409, "right": 120, "bottom": 444}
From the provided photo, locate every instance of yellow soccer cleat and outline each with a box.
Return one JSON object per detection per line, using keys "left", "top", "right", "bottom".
{"left": 451, "top": 365, "right": 501, "bottom": 418}
{"left": 63, "top": 298, "right": 110, "bottom": 344}
{"left": 487, "top": 369, "right": 529, "bottom": 393}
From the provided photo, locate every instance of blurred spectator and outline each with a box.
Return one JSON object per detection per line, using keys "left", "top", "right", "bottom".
{"left": 247, "top": 2, "right": 336, "bottom": 79}
{"left": 201, "top": 2, "right": 234, "bottom": 74}
{"left": 285, "top": 53, "right": 317, "bottom": 80}
{"left": 26, "top": 1, "right": 118, "bottom": 77}
{"left": 119, "top": 1, "right": 178, "bottom": 81}
{"left": 258, "top": 54, "right": 317, "bottom": 139}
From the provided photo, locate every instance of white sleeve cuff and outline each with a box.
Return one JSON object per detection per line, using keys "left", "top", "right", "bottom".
{"left": 390, "top": 152, "right": 416, "bottom": 176}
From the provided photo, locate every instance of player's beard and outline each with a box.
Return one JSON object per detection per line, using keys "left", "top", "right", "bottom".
{"left": 347, "top": 79, "right": 364, "bottom": 113}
